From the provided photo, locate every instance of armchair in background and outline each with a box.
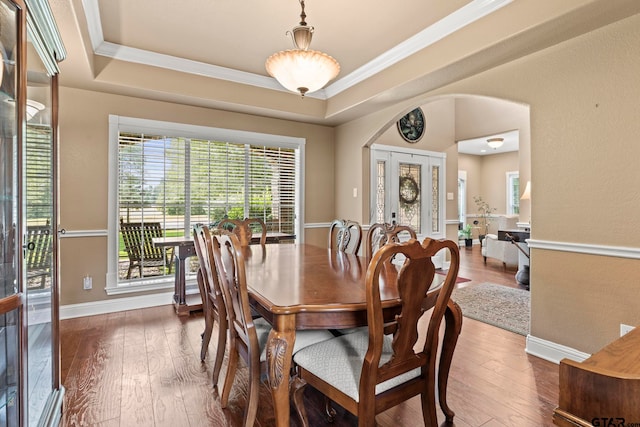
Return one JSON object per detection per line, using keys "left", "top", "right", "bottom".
{"left": 481, "top": 215, "right": 519, "bottom": 269}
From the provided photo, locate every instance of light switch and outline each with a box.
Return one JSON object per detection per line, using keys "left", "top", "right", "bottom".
{"left": 447, "top": 192, "right": 454, "bottom": 201}
{"left": 353, "top": 187, "right": 358, "bottom": 198}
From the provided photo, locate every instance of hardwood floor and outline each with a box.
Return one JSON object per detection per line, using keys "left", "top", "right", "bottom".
{"left": 60, "top": 244, "right": 557, "bottom": 426}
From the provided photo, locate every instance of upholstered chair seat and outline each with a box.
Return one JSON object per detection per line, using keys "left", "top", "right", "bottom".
{"left": 294, "top": 330, "right": 421, "bottom": 401}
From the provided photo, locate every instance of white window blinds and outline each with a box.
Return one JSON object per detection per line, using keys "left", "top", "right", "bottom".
{"left": 118, "top": 133, "right": 297, "bottom": 239}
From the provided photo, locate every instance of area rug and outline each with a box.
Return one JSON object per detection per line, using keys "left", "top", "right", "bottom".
{"left": 451, "top": 282, "right": 530, "bottom": 336}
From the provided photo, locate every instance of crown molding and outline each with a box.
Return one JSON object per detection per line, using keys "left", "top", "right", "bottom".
{"left": 81, "top": 0, "right": 512, "bottom": 99}
{"left": 325, "top": 0, "right": 513, "bottom": 97}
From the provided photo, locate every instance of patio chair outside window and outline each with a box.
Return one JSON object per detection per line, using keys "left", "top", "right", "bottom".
{"left": 120, "top": 219, "right": 174, "bottom": 279}
{"left": 26, "top": 221, "right": 52, "bottom": 290}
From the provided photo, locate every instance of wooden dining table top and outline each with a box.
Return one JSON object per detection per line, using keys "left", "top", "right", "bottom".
{"left": 243, "top": 242, "right": 444, "bottom": 318}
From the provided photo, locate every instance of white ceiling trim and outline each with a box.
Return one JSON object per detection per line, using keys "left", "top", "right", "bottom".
{"left": 82, "top": 0, "right": 103, "bottom": 51}
{"left": 82, "top": 0, "right": 512, "bottom": 100}
{"left": 95, "top": 41, "right": 287, "bottom": 92}
{"left": 325, "top": 0, "right": 513, "bottom": 97}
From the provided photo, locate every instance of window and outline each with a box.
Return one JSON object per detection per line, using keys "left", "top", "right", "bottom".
{"left": 458, "top": 170, "right": 467, "bottom": 225}
{"left": 107, "top": 116, "right": 304, "bottom": 292}
{"left": 506, "top": 171, "right": 520, "bottom": 215}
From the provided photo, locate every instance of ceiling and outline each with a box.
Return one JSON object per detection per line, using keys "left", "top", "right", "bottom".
{"left": 50, "top": 0, "right": 640, "bottom": 126}
{"left": 458, "top": 130, "right": 519, "bottom": 156}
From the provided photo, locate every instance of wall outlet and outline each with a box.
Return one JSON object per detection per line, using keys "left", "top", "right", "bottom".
{"left": 83, "top": 276, "right": 92, "bottom": 290}
{"left": 620, "top": 324, "right": 635, "bottom": 337}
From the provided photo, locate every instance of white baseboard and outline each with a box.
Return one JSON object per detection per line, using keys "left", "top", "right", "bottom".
{"left": 60, "top": 291, "right": 174, "bottom": 319}
{"left": 525, "top": 334, "right": 590, "bottom": 364}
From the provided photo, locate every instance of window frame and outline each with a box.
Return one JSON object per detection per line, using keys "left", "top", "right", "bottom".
{"left": 506, "top": 170, "right": 520, "bottom": 215}
{"left": 106, "top": 115, "right": 305, "bottom": 293}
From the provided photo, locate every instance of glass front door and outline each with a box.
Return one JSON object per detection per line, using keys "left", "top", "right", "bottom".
{"left": 372, "top": 148, "right": 445, "bottom": 239}
{"left": 371, "top": 146, "right": 446, "bottom": 266}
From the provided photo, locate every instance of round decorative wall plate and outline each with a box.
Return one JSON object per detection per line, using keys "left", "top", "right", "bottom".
{"left": 397, "top": 107, "right": 425, "bottom": 143}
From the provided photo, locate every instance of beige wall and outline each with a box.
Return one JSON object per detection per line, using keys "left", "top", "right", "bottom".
{"left": 334, "top": 13, "right": 640, "bottom": 354}
{"left": 59, "top": 87, "right": 335, "bottom": 305}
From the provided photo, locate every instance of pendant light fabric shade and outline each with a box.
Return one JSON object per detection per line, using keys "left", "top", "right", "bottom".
{"left": 265, "top": 49, "right": 339, "bottom": 96}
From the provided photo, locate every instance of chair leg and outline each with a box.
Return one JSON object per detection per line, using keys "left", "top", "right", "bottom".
{"left": 212, "top": 314, "right": 227, "bottom": 390}
{"left": 291, "top": 376, "right": 310, "bottom": 427}
{"left": 220, "top": 343, "right": 238, "bottom": 408}
{"left": 357, "top": 403, "right": 376, "bottom": 427}
{"left": 419, "top": 388, "right": 439, "bottom": 427}
{"left": 439, "top": 301, "right": 463, "bottom": 422}
{"left": 200, "top": 309, "right": 214, "bottom": 362}
{"left": 243, "top": 353, "right": 261, "bottom": 427}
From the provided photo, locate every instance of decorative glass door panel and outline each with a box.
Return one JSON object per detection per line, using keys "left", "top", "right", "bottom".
{"left": 25, "top": 28, "right": 54, "bottom": 425}
{"left": 430, "top": 162, "right": 441, "bottom": 234}
{"left": 397, "top": 162, "right": 422, "bottom": 233}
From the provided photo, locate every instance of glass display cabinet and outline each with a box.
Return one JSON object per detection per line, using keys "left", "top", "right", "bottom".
{"left": 0, "top": 0, "right": 65, "bottom": 425}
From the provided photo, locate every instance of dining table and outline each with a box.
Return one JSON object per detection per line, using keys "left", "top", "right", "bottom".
{"left": 242, "top": 242, "right": 463, "bottom": 427}
{"left": 152, "top": 232, "right": 295, "bottom": 315}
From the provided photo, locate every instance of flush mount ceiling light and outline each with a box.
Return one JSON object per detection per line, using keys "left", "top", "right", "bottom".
{"left": 265, "top": 0, "right": 340, "bottom": 97}
{"left": 487, "top": 137, "right": 505, "bottom": 149}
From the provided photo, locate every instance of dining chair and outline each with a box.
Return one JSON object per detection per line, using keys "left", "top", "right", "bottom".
{"left": 210, "top": 232, "right": 334, "bottom": 427}
{"left": 365, "top": 222, "right": 417, "bottom": 259}
{"left": 328, "top": 219, "right": 362, "bottom": 254}
{"left": 192, "top": 225, "right": 228, "bottom": 391}
{"left": 292, "top": 237, "right": 461, "bottom": 427}
{"left": 217, "top": 217, "right": 267, "bottom": 246}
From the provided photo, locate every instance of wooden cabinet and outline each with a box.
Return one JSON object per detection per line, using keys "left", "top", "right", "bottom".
{"left": 554, "top": 327, "right": 640, "bottom": 426}
{"left": 0, "top": 0, "right": 65, "bottom": 425}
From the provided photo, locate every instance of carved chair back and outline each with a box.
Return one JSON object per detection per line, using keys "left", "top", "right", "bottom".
{"left": 364, "top": 222, "right": 417, "bottom": 259}
{"left": 293, "top": 238, "right": 461, "bottom": 426}
{"left": 328, "top": 219, "right": 362, "bottom": 254}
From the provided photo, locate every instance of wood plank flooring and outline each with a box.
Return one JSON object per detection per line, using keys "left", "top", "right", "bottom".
{"left": 60, "top": 244, "right": 558, "bottom": 426}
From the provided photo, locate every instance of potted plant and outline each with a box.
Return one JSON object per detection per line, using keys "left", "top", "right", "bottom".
{"left": 473, "top": 195, "right": 496, "bottom": 244}
{"left": 458, "top": 224, "right": 473, "bottom": 248}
